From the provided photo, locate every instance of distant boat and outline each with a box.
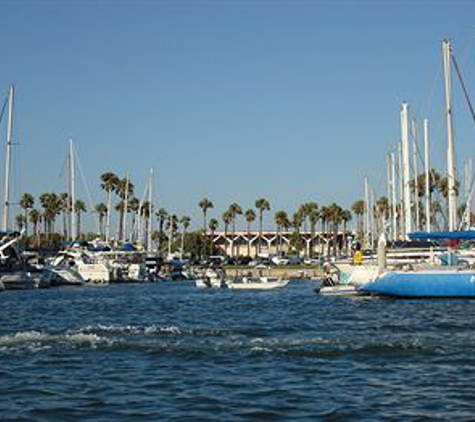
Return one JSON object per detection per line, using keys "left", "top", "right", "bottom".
{"left": 227, "top": 277, "right": 289, "bottom": 290}
{"left": 195, "top": 268, "right": 227, "bottom": 289}
{"left": 317, "top": 284, "right": 359, "bottom": 296}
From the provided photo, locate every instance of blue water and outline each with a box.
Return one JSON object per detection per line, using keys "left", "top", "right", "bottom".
{"left": 1, "top": 281, "right": 475, "bottom": 420}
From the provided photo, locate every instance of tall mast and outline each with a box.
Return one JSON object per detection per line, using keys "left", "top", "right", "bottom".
{"left": 364, "top": 177, "right": 370, "bottom": 248}
{"left": 390, "top": 152, "right": 397, "bottom": 240}
{"left": 147, "top": 168, "right": 153, "bottom": 252}
{"left": 424, "top": 119, "right": 431, "bottom": 232}
{"left": 397, "top": 141, "right": 404, "bottom": 238}
{"left": 70, "top": 139, "right": 77, "bottom": 240}
{"left": 401, "top": 102, "right": 412, "bottom": 238}
{"left": 443, "top": 39, "right": 457, "bottom": 231}
{"left": 2, "top": 85, "right": 14, "bottom": 232}
{"left": 465, "top": 159, "right": 472, "bottom": 227}
{"left": 412, "top": 119, "right": 420, "bottom": 232}
{"left": 122, "top": 174, "right": 129, "bottom": 242}
{"left": 386, "top": 154, "right": 392, "bottom": 239}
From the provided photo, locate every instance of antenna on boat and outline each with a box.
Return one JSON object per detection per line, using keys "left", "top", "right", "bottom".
{"left": 442, "top": 39, "right": 457, "bottom": 231}
{"left": 2, "top": 84, "right": 14, "bottom": 232}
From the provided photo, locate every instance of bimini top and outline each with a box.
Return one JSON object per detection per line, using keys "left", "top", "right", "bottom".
{"left": 408, "top": 231, "right": 475, "bottom": 240}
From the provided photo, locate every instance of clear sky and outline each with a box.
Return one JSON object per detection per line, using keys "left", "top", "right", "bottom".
{"left": 1, "top": 0, "right": 475, "bottom": 231}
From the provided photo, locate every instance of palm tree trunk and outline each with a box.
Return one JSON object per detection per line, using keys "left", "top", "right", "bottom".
{"left": 258, "top": 213, "right": 263, "bottom": 254}
{"left": 106, "top": 189, "right": 112, "bottom": 242}
{"left": 180, "top": 229, "right": 185, "bottom": 260}
{"left": 77, "top": 213, "right": 81, "bottom": 238}
{"left": 247, "top": 222, "right": 251, "bottom": 257}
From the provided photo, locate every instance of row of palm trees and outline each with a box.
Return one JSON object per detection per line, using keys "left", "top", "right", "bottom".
{"left": 13, "top": 170, "right": 355, "bottom": 257}
{"left": 198, "top": 197, "right": 353, "bottom": 257}
{"left": 16, "top": 192, "right": 87, "bottom": 238}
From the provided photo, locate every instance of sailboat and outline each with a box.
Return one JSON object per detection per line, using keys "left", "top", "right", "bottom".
{"left": 361, "top": 40, "right": 475, "bottom": 298}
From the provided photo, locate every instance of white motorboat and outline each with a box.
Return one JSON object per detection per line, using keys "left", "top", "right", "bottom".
{"left": 1, "top": 272, "right": 36, "bottom": 290}
{"left": 195, "top": 268, "right": 228, "bottom": 288}
{"left": 317, "top": 284, "right": 359, "bottom": 296}
{"left": 227, "top": 277, "right": 290, "bottom": 290}
{"left": 49, "top": 250, "right": 111, "bottom": 285}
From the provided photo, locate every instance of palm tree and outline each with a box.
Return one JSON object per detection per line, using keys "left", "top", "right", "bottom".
{"left": 156, "top": 208, "right": 168, "bottom": 253}
{"left": 74, "top": 200, "right": 87, "bottom": 238}
{"left": 199, "top": 198, "right": 213, "bottom": 232}
{"left": 351, "top": 200, "right": 365, "bottom": 235}
{"left": 39, "top": 193, "right": 62, "bottom": 234}
{"left": 307, "top": 206, "right": 319, "bottom": 258}
{"left": 180, "top": 216, "right": 191, "bottom": 260}
{"left": 245, "top": 209, "right": 256, "bottom": 257}
{"left": 275, "top": 210, "right": 289, "bottom": 255}
{"left": 375, "top": 196, "right": 390, "bottom": 234}
{"left": 128, "top": 197, "right": 140, "bottom": 241}
{"left": 291, "top": 210, "right": 304, "bottom": 254}
{"left": 341, "top": 209, "right": 352, "bottom": 255}
{"left": 29, "top": 209, "right": 41, "bottom": 245}
{"left": 59, "top": 192, "right": 70, "bottom": 238}
{"left": 222, "top": 210, "right": 233, "bottom": 257}
{"left": 19, "top": 193, "right": 34, "bottom": 235}
{"left": 209, "top": 218, "right": 219, "bottom": 255}
{"left": 100, "top": 171, "right": 119, "bottom": 242}
{"left": 95, "top": 203, "right": 108, "bottom": 238}
{"left": 15, "top": 214, "right": 25, "bottom": 231}
{"left": 115, "top": 176, "right": 134, "bottom": 242}
{"left": 166, "top": 214, "right": 178, "bottom": 256}
{"left": 228, "top": 203, "right": 243, "bottom": 257}
{"left": 255, "top": 198, "right": 270, "bottom": 254}
{"left": 327, "top": 203, "right": 344, "bottom": 257}
{"left": 140, "top": 201, "right": 153, "bottom": 247}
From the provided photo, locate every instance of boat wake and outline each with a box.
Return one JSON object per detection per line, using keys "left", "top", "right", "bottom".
{"left": 0, "top": 325, "right": 439, "bottom": 358}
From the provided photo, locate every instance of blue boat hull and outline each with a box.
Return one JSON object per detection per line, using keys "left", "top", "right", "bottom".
{"left": 361, "top": 271, "right": 475, "bottom": 298}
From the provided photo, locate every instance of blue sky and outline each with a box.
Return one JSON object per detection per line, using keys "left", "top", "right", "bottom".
{"left": 1, "top": 1, "right": 475, "bottom": 231}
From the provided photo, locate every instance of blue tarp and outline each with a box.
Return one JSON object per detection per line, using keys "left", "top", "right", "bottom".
{"left": 121, "top": 243, "right": 136, "bottom": 251}
{"left": 408, "top": 231, "right": 475, "bottom": 240}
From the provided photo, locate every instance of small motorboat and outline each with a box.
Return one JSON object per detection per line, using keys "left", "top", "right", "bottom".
{"left": 195, "top": 268, "right": 228, "bottom": 289}
{"left": 227, "top": 277, "right": 290, "bottom": 290}
{"left": 1, "top": 272, "right": 36, "bottom": 290}
{"left": 317, "top": 284, "right": 359, "bottom": 296}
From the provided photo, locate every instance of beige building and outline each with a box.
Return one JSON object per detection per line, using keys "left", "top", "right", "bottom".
{"left": 210, "top": 231, "right": 350, "bottom": 257}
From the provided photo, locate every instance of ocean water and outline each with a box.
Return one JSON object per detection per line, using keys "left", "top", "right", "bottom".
{"left": 1, "top": 281, "right": 475, "bottom": 420}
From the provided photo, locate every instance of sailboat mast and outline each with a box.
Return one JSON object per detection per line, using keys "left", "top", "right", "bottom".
{"left": 401, "top": 102, "right": 412, "bottom": 238}
{"left": 70, "top": 139, "right": 77, "bottom": 240}
{"left": 424, "top": 119, "right": 431, "bottom": 232}
{"left": 412, "top": 119, "right": 420, "bottom": 231}
{"left": 443, "top": 39, "right": 457, "bottom": 231}
{"left": 465, "top": 159, "right": 472, "bottom": 227}
{"left": 364, "top": 177, "right": 370, "bottom": 248}
{"left": 386, "top": 154, "right": 392, "bottom": 239}
{"left": 123, "top": 174, "right": 129, "bottom": 242}
{"left": 390, "top": 152, "right": 397, "bottom": 240}
{"left": 397, "top": 141, "right": 403, "bottom": 238}
{"left": 147, "top": 168, "right": 153, "bottom": 252}
{"left": 2, "top": 85, "right": 14, "bottom": 232}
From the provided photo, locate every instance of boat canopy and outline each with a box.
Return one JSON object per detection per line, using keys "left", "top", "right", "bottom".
{"left": 408, "top": 231, "right": 475, "bottom": 240}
